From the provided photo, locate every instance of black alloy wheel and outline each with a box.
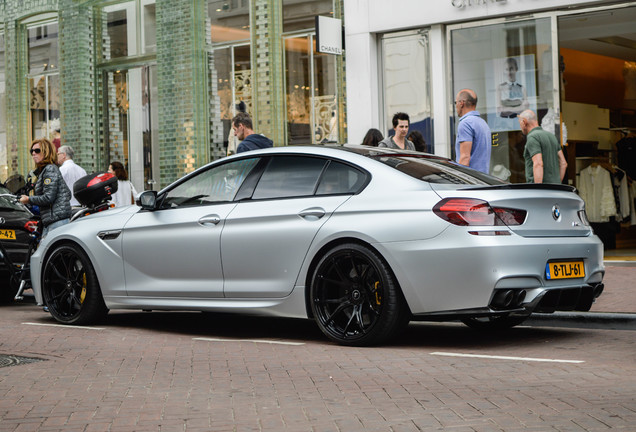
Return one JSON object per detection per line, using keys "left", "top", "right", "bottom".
{"left": 42, "top": 243, "right": 108, "bottom": 324}
{"left": 461, "top": 314, "right": 529, "bottom": 331}
{"left": 0, "top": 271, "right": 19, "bottom": 303}
{"left": 310, "top": 243, "right": 409, "bottom": 346}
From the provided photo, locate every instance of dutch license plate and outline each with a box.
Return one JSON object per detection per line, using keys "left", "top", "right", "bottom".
{"left": 546, "top": 261, "right": 585, "bottom": 280}
{"left": 0, "top": 229, "right": 16, "bottom": 240}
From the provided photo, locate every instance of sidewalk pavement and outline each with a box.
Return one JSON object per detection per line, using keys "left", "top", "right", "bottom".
{"left": 530, "top": 257, "right": 636, "bottom": 326}
{"left": 591, "top": 260, "right": 636, "bottom": 314}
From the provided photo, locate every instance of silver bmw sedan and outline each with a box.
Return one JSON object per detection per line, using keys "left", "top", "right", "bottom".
{"left": 30, "top": 145, "right": 604, "bottom": 346}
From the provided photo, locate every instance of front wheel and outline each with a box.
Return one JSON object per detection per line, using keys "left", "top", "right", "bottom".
{"left": 461, "top": 314, "right": 529, "bottom": 331}
{"left": 41, "top": 243, "right": 108, "bottom": 324}
{"left": 310, "top": 243, "right": 409, "bottom": 346}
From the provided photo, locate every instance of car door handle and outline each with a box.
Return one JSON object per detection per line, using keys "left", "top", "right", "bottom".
{"left": 198, "top": 215, "right": 221, "bottom": 226}
{"left": 299, "top": 207, "right": 326, "bottom": 221}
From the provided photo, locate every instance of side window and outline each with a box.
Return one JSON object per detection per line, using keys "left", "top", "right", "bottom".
{"left": 252, "top": 156, "right": 327, "bottom": 199}
{"left": 316, "top": 161, "right": 367, "bottom": 195}
{"left": 163, "top": 158, "right": 258, "bottom": 207}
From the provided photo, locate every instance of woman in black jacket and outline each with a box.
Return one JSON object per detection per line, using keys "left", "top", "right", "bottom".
{"left": 19, "top": 138, "right": 72, "bottom": 237}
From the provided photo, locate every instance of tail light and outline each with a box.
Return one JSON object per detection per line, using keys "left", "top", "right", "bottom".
{"left": 24, "top": 220, "right": 39, "bottom": 233}
{"left": 433, "top": 198, "right": 526, "bottom": 226}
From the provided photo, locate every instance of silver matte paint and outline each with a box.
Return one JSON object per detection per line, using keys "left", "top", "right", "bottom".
{"left": 30, "top": 145, "right": 604, "bottom": 322}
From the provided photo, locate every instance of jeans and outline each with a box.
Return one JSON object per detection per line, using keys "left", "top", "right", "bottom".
{"left": 42, "top": 218, "right": 70, "bottom": 239}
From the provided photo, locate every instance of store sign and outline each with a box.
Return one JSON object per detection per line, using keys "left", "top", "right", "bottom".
{"left": 452, "top": 0, "right": 508, "bottom": 8}
{"left": 315, "top": 15, "right": 343, "bottom": 55}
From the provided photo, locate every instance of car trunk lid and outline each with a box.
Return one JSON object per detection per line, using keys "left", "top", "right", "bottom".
{"left": 430, "top": 183, "right": 592, "bottom": 237}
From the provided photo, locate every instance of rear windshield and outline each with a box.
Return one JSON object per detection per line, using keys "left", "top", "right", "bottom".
{"left": 373, "top": 155, "right": 506, "bottom": 185}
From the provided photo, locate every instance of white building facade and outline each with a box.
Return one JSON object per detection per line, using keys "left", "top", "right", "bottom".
{"left": 345, "top": 0, "right": 636, "bottom": 248}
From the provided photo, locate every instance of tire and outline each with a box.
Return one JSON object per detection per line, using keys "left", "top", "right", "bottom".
{"left": 461, "top": 314, "right": 529, "bottom": 331}
{"left": 0, "top": 270, "right": 18, "bottom": 303}
{"left": 41, "top": 243, "right": 108, "bottom": 324}
{"left": 310, "top": 243, "right": 409, "bottom": 346}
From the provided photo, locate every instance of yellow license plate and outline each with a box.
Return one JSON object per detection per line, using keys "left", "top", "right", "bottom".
{"left": 0, "top": 229, "right": 16, "bottom": 240}
{"left": 546, "top": 261, "right": 585, "bottom": 280}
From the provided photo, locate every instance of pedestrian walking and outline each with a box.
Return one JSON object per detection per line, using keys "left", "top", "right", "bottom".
{"left": 454, "top": 88, "right": 492, "bottom": 173}
{"left": 518, "top": 109, "right": 568, "bottom": 184}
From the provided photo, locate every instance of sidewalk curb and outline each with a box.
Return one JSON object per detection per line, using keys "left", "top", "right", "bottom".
{"left": 526, "top": 312, "right": 636, "bottom": 330}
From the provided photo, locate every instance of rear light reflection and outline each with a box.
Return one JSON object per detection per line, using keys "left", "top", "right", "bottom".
{"left": 577, "top": 210, "right": 590, "bottom": 226}
{"left": 433, "top": 198, "right": 526, "bottom": 227}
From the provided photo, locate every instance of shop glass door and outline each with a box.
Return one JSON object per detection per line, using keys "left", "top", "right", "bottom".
{"left": 381, "top": 30, "right": 433, "bottom": 152}
{"left": 103, "top": 65, "right": 158, "bottom": 192}
{"left": 284, "top": 33, "right": 338, "bottom": 145}
{"left": 212, "top": 44, "right": 251, "bottom": 154}
{"left": 450, "top": 18, "right": 555, "bottom": 183}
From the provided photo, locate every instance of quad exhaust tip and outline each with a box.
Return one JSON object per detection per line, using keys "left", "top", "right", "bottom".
{"left": 593, "top": 283, "right": 604, "bottom": 299}
{"left": 491, "top": 289, "right": 527, "bottom": 310}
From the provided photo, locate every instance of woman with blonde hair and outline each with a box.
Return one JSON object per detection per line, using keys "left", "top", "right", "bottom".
{"left": 19, "top": 138, "right": 71, "bottom": 237}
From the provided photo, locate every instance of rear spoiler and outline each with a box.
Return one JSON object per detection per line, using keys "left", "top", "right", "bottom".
{"left": 457, "top": 183, "right": 577, "bottom": 193}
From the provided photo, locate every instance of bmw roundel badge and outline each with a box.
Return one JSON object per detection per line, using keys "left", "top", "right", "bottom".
{"left": 552, "top": 204, "right": 561, "bottom": 221}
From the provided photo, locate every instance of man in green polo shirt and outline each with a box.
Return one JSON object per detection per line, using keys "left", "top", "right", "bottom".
{"left": 518, "top": 109, "right": 568, "bottom": 184}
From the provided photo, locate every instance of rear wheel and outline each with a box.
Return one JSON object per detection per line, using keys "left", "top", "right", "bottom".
{"left": 310, "top": 243, "right": 409, "bottom": 346}
{"left": 41, "top": 244, "right": 108, "bottom": 324}
{"left": 0, "top": 271, "right": 18, "bottom": 303}
{"left": 461, "top": 314, "right": 528, "bottom": 331}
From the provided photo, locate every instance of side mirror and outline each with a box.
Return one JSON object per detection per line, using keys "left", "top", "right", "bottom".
{"left": 139, "top": 190, "right": 158, "bottom": 210}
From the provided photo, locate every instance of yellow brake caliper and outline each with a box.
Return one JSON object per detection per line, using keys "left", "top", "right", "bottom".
{"left": 374, "top": 281, "right": 381, "bottom": 305}
{"left": 80, "top": 274, "right": 87, "bottom": 303}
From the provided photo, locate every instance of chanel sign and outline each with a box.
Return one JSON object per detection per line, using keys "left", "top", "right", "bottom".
{"left": 452, "top": 0, "right": 508, "bottom": 8}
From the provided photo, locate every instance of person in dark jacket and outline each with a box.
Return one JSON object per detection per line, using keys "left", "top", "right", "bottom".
{"left": 232, "top": 112, "right": 273, "bottom": 153}
{"left": 19, "top": 138, "right": 72, "bottom": 237}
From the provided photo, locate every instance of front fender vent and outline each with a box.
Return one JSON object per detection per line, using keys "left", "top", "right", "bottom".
{"left": 97, "top": 230, "right": 121, "bottom": 241}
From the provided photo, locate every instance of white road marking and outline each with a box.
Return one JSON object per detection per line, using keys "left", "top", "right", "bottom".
{"left": 193, "top": 337, "right": 305, "bottom": 346}
{"left": 430, "top": 351, "right": 584, "bottom": 364}
{"left": 22, "top": 322, "right": 104, "bottom": 330}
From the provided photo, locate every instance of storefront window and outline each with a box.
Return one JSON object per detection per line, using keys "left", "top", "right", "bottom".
{"left": 27, "top": 21, "right": 60, "bottom": 145}
{"left": 381, "top": 30, "right": 433, "bottom": 153}
{"left": 284, "top": 35, "right": 337, "bottom": 144}
{"left": 100, "top": 0, "right": 157, "bottom": 190}
{"left": 282, "top": 1, "right": 337, "bottom": 145}
{"left": 208, "top": 0, "right": 252, "bottom": 155}
{"left": 451, "top": 18, "right": 554, "bottom": 183}
{"left": 103, "top": 66, "right": 158, "bottom": 190}
{"left": 211, "top": 45, "right": 251, "bottom": 152}
{"left": 0, "top": 32, "right": 6, "bottom": 182}
{"left": 103, "top": 0, "right": 156, "bottom": 60}
{"left": 208, "top": 0, "right": 250, "bottom": 43}
{"left": 283, "top": 0, "right": 333, "bottom": 33}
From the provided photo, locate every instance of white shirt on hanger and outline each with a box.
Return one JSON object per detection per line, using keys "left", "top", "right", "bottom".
{"left": 578, "top": 165, "right": 616, "bottom": 223}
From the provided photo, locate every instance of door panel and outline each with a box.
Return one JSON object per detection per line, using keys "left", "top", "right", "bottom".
{"left": 122, "top": 204, "right": 236, "bottom": 297}
{"left": 221, "top": 196, "right": 350, "bottom": 298}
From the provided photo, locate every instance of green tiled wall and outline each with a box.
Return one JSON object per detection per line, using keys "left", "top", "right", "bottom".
{"left": 1, "top": 0, "right": 346, "bottom": 186}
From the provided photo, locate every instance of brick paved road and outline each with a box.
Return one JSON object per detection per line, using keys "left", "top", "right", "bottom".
{"left": 1, "top": 300, "right": 635, "bottom": 432}
{"left": 590, "top": 265, "right": 636, "bottom": 314}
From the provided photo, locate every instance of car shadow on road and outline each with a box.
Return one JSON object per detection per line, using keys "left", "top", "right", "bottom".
{"left": 92, "top": 310, "right": 587, "bottom": 349}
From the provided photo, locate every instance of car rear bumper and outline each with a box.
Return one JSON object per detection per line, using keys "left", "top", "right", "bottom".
{"left": 375, "top": 230, "right": 605, "bottom": 316}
